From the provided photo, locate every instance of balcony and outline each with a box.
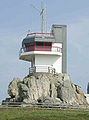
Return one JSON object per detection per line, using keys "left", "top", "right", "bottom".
{"left": 19, "top": 45, "right": 62, "bottom": 56}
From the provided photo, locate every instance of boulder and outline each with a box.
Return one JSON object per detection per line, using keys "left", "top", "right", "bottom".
{"left": 37, "top": 96, "right": 62, "bottom": 104}
{"left": 73, "top": 84, "right": 87, "bottom": 104}
{"left": 8, "top": 77, "right": 21, "bottom": 101}
{"left": 18, "top": 83, "right": 29, "bottom": 102}
{"left": 4, "top": 73, "right": 87, "bottom": 105}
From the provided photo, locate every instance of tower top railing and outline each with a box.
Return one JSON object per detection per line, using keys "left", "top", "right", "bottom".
{"left": 26, "top": 33, "right": 53, "bottom": 37}
{"left": 19, "top": 45, "right": 62, "bottom": 55}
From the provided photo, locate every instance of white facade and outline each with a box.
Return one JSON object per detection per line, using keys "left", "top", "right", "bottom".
{"left": 35, "top": 54, "right": 62, "bottom": 73}
{"left": 19, "top": 35, "right": 63, "bottom": 74}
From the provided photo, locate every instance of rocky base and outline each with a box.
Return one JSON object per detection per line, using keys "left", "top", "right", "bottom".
{"left": 2, "top": 73, "right": 87, "bottom": 105}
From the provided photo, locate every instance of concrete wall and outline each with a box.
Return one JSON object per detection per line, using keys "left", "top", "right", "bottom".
{"left": 52, "top": 43, "right": 62, "bottom": 48}
{"left": 35, "top": 54, "right": 62, "bottom": 73}
{"left": 52, "top": 24, "right": 67, "bottom": 73}
{"left": 52, "top": 43, "right": 62, "bottom": 53}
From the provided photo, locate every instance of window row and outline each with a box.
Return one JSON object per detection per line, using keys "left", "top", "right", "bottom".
{"left": 24, "top": 42, "right": 52, "bottom": 48}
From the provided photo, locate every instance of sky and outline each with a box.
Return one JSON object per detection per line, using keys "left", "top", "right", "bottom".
{"left": 0, "top": 0, "right": 89, "bottom": 103}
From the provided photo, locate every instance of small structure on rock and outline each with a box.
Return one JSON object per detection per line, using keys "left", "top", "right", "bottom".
{"left": 19, "top": 3, "right": 67, "bottom": 74}
{"left": 2, "top": 3, "right": 88, "bottom": 106}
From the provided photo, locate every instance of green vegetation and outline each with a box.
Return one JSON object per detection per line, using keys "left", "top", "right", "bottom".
{"left": 0, "top": 108, "right": 89, "bottom": 120}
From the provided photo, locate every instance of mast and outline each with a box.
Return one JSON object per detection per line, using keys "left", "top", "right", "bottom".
{"left": 31, "top": 2, "right": 47, "bottom": 33}
{"left": 40, "top": 3, "right": 47, "bottom": 33}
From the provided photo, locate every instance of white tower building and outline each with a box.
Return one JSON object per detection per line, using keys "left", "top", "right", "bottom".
{"left": 19, "top": 25, "right": 67, "bottom": 74}
{"left": 19, "top": 4, "right": 67, "bottom": 74}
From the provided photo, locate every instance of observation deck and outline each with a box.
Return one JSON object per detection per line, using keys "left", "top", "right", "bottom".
{"left": 19, "top": 33, "right": 62, "bottom": 61}
{"left": 19, "top": 45, "right": 62, "bottom": 61}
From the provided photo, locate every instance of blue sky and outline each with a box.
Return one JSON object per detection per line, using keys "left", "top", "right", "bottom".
{"left": 0, "top": 0, "right": 89, "bottom": 103}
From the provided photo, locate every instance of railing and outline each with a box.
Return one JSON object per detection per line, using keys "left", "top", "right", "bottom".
{"left": 26, "top": 33, "right": 53, "bottom": 37}
{"left": 29, "top": 67, "right": 36, "bottom": 74}
{"left": 20, "top": 46, "right": 62, "bottom": 55}
{"left": 48, "top": 67, "right": 56, "bottom": 74}
{"left": 29, "top": 66, "right": 56, "bottom": 74}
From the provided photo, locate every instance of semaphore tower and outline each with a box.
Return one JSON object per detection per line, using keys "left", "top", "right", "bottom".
{"left": 19, "top": 3, "right": 67, "bottom": 74}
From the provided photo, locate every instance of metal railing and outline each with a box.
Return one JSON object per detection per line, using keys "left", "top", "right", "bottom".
{"left": 26, "top": 33, "right": 53, "bottom": 37}
{"left": 48, "top": 67, "right": 56, "bottom": 74}
{"left": 29, "top": 66, "right": 56, "bottom": 74}
{"left": 19, "top": 46, "right": 62, "bottom": 55}
{"left": 29, "top": 67, "right": 36, "bottom": 74}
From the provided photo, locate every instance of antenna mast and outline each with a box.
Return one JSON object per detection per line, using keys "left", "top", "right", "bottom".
{"left": 31, "top": 2, "right": 47, "bottom": 33}
{"left": 40, "top": 3, "right": 47, "bottom": 33}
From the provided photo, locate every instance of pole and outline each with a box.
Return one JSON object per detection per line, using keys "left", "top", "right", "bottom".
{"left": 40, "top": 3, "right": 47, "bottom": 33}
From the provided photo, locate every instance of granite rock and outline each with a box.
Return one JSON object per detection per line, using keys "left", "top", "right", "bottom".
{"left": 4, "top": 73, "right": 87, "bottom": 105}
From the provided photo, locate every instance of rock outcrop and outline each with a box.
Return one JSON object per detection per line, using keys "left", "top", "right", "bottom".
{"left": 8, "top": 78, "right": 21, "bottom": 102}
{"left": 3, "top": 73, "right": 87, "bottom": 105}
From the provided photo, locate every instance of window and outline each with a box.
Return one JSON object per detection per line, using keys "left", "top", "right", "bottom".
{"left": 24, "top": 42, "right": 52, "bottom": 48}
{"left": 36, "top": 42, "right": 44, "bottom": 46}
{"left": 45, "top": 42, "right": 51, "bottom": 46}
{"left": 45, "top": 42, "right": 48, "bottom": 46}
{"left": 25, "top": 42, "right": 34, "bottom": 47}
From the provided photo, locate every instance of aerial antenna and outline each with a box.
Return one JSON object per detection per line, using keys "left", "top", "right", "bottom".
{"left": 26, "top": 29, "right": 31, "bottom": 36}
{"left": 31, "top": 2, "right": 47, "bottom": 33}
{"left": 40, "top": 2, "right": 47, "bottom": 33}
{"left": 27, "top": 29, "right": 30, "bottom": 34}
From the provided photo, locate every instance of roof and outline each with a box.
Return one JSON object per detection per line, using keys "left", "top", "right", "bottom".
{"left": 22, "top": 33, "right": 55, "bottom": 47}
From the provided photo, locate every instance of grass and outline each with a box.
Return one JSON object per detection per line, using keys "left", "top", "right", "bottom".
{"left": 0, "top": 108, "right": 89, "bottom": 120}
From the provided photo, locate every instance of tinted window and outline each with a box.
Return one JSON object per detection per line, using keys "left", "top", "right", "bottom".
{"left": 45, "top": 42, "right": 48, "bottom": 46}
{"left": 48, "top": 43, "right": 51, "bottom": 46}
{"left": 45, "top": 42, "right": 51, "bottom": 46}
{"left": 25, "top": 42, "right": 34, "bottom": 47}
{"left": 36, "top": 42, "right": 44, "bottom": 46}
